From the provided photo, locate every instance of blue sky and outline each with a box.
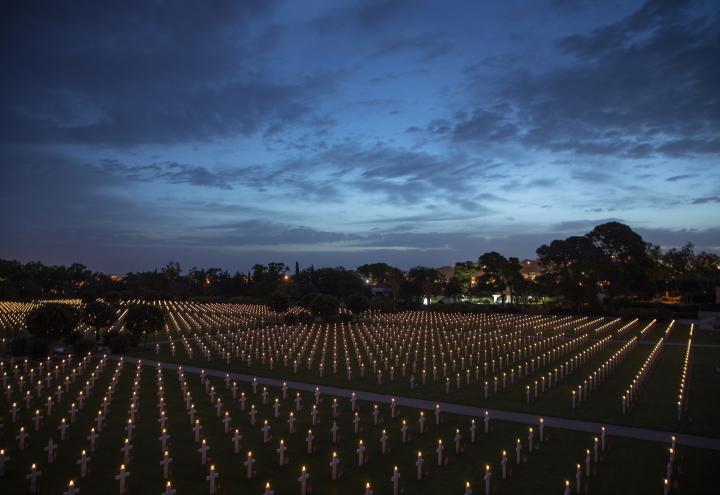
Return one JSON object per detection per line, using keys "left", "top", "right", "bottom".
{"left": 1, "top": 0, "right": 719, "bottom": 273}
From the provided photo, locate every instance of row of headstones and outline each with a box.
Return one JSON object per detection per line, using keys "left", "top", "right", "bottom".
{"left": 175, "top": 316, "right": 572, "bottom": 381}
{"left": 3, "top": 354, "right": 89, "bottom": 413}
{"left": 182, "top": 320, "right": 612, "bottom": 405}
{"left": 621, "top": 335, "right": 665, "bottom": 415}
{"left": 2, "top": 356, "right": 117, "bottom": 494}
{"left": 3, "top": 354, "right": 103, "bottom": 460}
{"left": 571, "top": 336, "right": 638, "bottom": 410}
{"left": 676, "top": 332, "right": 693, "bottom": 421}
{"left": 182, "top": 364, "right": 575, "bottom": 495}
{"left": 564, "top": 428, "right": 609, "bottom": 495}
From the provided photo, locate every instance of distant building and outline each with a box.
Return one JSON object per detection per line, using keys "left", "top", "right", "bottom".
{"left": 371, "top": 285, "right": 393, "bottom": 298}
{"left": 520, "top": 259, "right": 543, "bottom": 280}
{"left": 436, "top": 266, "right": 454, "bottom": 281}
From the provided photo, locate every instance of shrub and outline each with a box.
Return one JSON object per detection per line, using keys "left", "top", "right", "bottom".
{"left": 283, "top": 313, "right": 299, "bottom": 326}
{"left": 124, "top": 304, "right": 166, "bottom": 347}
{"left": 299, "top": 292, "right": 320, "bottom": 309}
{"left": 82, "top": 301, "right": 118, "bottom": 341}
{"left": 73, "top": 339, "right": 96, "bottom": 356}
{"left": 10, "top": 336, "right": 28, "bottom": 356}
{"left": 25, "top": 303, "right": 80, "bottom": 340}
{"left": 268, "top": 291, "right": 291, "bottom": 313}
{"left": 63, "top": 331, "right": 83, "bottom": 345}
{"left": 345, "top": 293, "right": 370, "bottom": 315}
{"left": 310, "top": 294, "right": 340, "bottom": 320}
{"left": 27, "top": 338, "right": 50, "bottom": 359}
{"left": 104, "top": 331, "right": 134, "bottom": 354}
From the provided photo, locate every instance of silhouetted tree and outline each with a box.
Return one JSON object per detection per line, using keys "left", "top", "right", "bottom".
{"left": 268, "top": 291, "right": 290, "bottom": 314}
{"left": 587, "top": 222, "right": 653, "bottom": 302}
{"left": 403, "top": 267, "right": 441, "bottom": 303}
{"left": 345, "top": 293, "right": 370, "bottom": 315}
{"left": 477, "top": 252, "right": 522, "bottom": 303}
{"left": 453, "top": 261, "right": 478, "bottom": 295}
{"left": 82, "top": 301, "right": 118, "bottom": 341}
{"left": 24, "top": 303, "right": 80, "bottom": 356}
{"left": 124, "top": 304, "right": 165, "bottom": 348}
{"left": 310, "top": 294, "right": 340, "bottom": 320}
{"left": 537, "top": 236, "right": 603, "bottom": 311}
{"left": 444, "top": 276, "right": 464, "bottom": 302}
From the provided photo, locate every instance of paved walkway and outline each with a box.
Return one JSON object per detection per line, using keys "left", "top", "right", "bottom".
{"left": 114, "top": 355, "right": 720, "bottom": 451}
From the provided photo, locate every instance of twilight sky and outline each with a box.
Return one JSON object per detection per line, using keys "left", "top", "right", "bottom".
{"left": 1, "top": 0, "right": 719, "bottom": 274}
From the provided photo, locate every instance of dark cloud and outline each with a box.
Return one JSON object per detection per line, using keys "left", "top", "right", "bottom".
{"left": 183, "top": 220, "right": 358, "bottom": 247}
{"left": 452, "top": 0, "right": 720, "bottom": 158}
{"left": 312, "top": 144, "right": 498, "bottom": 205}
{"left": 369, "top": 34, "right": 452, "bottom": 62}
{"left": 691, "top": 196, "right": 720, "bottom": 204}
{"left": 452, "top": 107, "right": 518, "bottom": 144}
{"left": 105, "top": 161, "right": 234, "bottom": 190}
{"left": 549, "top": 0, "right": 600, "bottom": 9}
{"left": 310, "top": 0, "right": 419, "bottom": 32}
{"left": 571, "top": 169, "right": 615, "bottom": 183}
{"left": 666, "top": 174, "right": 696, "bottom": 182}
{"left": 0, "top": 149, "right": 167, "bottom": 255}
{"left": 0, "top": 0, "right": 333, "bottom": 148}
{"left": 635, "top": 226, "right": 720, "bottom": 252}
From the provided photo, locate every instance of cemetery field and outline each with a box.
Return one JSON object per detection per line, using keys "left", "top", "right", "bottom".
{"left": 131, "top": 319, "right": 718, "bottom": 437}
{"left": 3, "top": 304, "right": 719, "bottom": 494}
{"left": 136, "top": 340, "right": 720, "bottom": 438}
{"left": 1, "top": 355, "right": 717, "bottom": 495}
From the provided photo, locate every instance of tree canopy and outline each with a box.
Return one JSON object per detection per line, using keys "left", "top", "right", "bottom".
{"left": 345, "top": 292, "right": 370, "bottom": 315}
{"left": 82, "top": 301, "right": 119, "bottom": 341}
{"left": 26, "top": 303, "right": 80, "bottom": 340}
{"left": 310, "top": 294, "right": 340, "bottom": 319}
{"left": 124, "top": 304, "right": 166, "bottom": 338}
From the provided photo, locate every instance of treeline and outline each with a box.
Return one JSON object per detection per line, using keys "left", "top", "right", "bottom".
{"left": 0, "top": 222, "right": 718, "bottom": 310}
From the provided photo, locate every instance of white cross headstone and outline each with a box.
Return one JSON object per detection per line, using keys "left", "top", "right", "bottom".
{"left": 357, "top": 440, "right": 366, "bottom": 466}
{"left": 0, "top": 449, "right": 10, "bottom": 476}
{"left": 306, "top": 430, "right": 315, "bottom": 454}
{"left": 391, "top": 466, "right": 400, "bottom": 495}
{"left": 206, "top": 465, "right": 219, "bottom": 494}
{"left": 198, "top": 440, "right": 210, "bottom": 465}
{"left": 44, "top": 438, "right": 57, "bottom": 463}
{"left": 116, "top": 465, "right": 129, "bottom": 494}
{"left": 244, "top": 452, "right": 255, "bottom": 479}
{"left": 161, "top": 451, "right": 173, "bottom": 479}
{"left": 121, "top": 439, "right": 133, "bottom": 465}
{"left": 298, "top": 467, "right": 310, "bottom": 495}
{"left": 17, "top": 427, "right": 29, "bottom": 451}
{"left": 330, "top": 453, "right": 340, "bottom": 480}
{"left": 63, "top": 480, "right": 80, "bottom": 495}
{"left": 27, "top": 464, "right": 42, "bottom": 494}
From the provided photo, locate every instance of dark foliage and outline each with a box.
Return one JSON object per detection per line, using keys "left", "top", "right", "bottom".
{"left": 268, "top": 291, "right": 291, "bottom": 313}
{"left": 82, "top": 301, "right": 118, "bottom": 341}
{"left": 104, "top": 330, "right": 136, "bottom": 354}
{"left": 310, "top": 294, "right": 340, "bottom": 320}
{"left": 124, "top": 304, "right": 166, "bottom": 337}
{"left": 345, "top": 292, "right": 370, "bottom": 315}
{"left": 25, "top": 303, "right": 80, "bottom": 340}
